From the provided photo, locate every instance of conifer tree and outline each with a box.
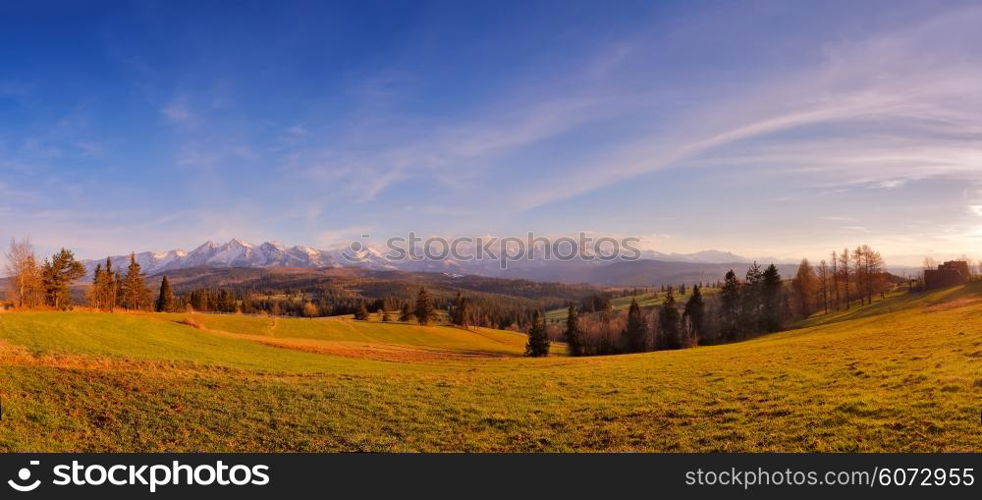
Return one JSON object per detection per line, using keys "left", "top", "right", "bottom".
{"left": 761, "top": 264, "right": 783, "bottom": 332}
{"left": 657, "top": 289, "right": 682, "bottom": 349}
{"left": 399, "top": 302, "right": 414, "bottom": 322}
{"left": 562, "top": 305, "right": 583, "bottom": 356}
{"left": 719, "top": 270, "right": 741, "bottom": 340}
{"left": 354, "top": 301, "right": 369, "bottom": 320}
{"left": 155, "top": 276, "right": 175, "bottom": 312}
{"left": 740, "top": 261, "right": 764, "bottom": 333}
{"left": 524, "top": 310, "right": 550, "bottom": 357}
{"left": 683, "top": 284, "right": 705, "bottom": 345}
{"left": 415, "top": 287, "right": 434, "bottom": 325}
{"left": 121, "top": 253, "right": 151, "bottom": 310}
{"left": 41, "top": 248, "right": 86, "bottom": 309}
{"left": 451, "top": 292, "right": 470, "bottom": 327}
{"left": 88, "top": 263, "right": 104, "bottom": 309}
{"left": 623, "top": 299, "right": 648, "bottom": 352}
{"left": 102, "top": 258, "right": 118, "bottom": 311}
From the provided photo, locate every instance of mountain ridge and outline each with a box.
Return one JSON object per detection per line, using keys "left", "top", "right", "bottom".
{"left": 80, "top": 239, "right": 798, "bottom": 285}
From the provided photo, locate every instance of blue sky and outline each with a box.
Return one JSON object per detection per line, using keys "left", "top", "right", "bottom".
{"left": 1, "top": 0, "right": 980, "bottom": 265}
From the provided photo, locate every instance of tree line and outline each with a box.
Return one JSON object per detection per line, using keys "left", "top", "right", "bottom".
{"left": 3, "top": 238, "right": 894, "bottom": 360}
{"left": 551, "top": 244, "right": 892, "bottom": 357}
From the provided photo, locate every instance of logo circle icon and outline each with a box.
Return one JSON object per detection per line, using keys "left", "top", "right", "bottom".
{"left": 17, "top": 469, "right": 30, "bottom": 481}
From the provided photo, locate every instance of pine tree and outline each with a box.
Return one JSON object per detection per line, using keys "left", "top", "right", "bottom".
{"left": 399, "top": 302, "right": 414, "bottom": 322}
{"left": 623, "top": 299, "right": 648, "bottom": 352}
{"left": 761, "top": 264, "right": 783, "bottom": 332}
{"left": 121, "top": 253, "right": 150, "bottom": 310}
{"left": 719, "top": 269, "right": 740, "bottom": 340}
{"left": 88, "top": 264, "right": 104, "bottom": 309}
{"left": 524, "top": 311, "right": 550, "bottom": 357}
{"left": 451, "top": 292, "right": 470, "bottom": 327}
{"left": 41, "top": 248, "right": 86, "bottom": 309}
{"left": 155, "top": 276, "right": 175, "bottom": 312}
{"left": 354, "top": 301, "right": 369, "bottom": 320}
{"left": 562, "top": 305, "right": 583, "bottom": 356}
{"left": 656, "top": 289, "right": 682, "bottom": 349}
{"left": 415, "top": 287, "right": 434, "bottom": 325}
{"left": 102, "top": 258, "right": 118, "bottom": 311}
{"left": 740, "top": 261, "right": 764, "bottom": 334}
{"left": 683, "top": 284, "right": 705, "bottom": 346}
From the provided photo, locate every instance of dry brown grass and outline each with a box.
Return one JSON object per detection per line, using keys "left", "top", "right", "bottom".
{"left": 176, "top": 317, "right": 204, "bottom": 329}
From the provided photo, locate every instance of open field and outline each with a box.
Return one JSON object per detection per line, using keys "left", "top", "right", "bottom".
{"left": 1, "top": 283, "right": 980, "bottom": 452}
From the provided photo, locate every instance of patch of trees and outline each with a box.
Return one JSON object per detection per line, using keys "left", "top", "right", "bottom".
{"left": 794, "top": 245, "right": 888, "bottom": 316}
{"left": 4, "top": 239, "right": 87, "bottom": 310}
{"left": 88, "top": 253, "right": 155, "bottom": 311}
{"left": 558, "top": 244, "right": 892, "bottom": 357}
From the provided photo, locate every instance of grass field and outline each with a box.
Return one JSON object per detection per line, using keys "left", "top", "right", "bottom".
{"left": 1, "top": 283, "right": 980, "bottom": 452}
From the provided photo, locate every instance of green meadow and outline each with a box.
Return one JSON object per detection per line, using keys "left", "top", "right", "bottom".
{"left": 0, "top": 283, "right": 979, "bottom": 452}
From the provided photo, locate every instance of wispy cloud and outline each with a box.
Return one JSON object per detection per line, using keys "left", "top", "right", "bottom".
{"left": 161, "top": 97, "right": 193, "bottom": 124}
{"left": 504, "top": 5, "right": 982, "bottom": 209}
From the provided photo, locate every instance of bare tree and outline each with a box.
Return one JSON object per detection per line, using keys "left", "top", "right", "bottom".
{"left": 852, "top": 246, "right": 866, "bottom": 306}
{"left": 4, "top": 238, "right": 44, "bottom": 308}
{"left": 860, "top": 245, "right": 885, "bottom": 303}
{"left": 838, "top": 248, "right": 851, "bottom": 309}
{"left": 816, "top": 259, "right": 830, "bottom": 314}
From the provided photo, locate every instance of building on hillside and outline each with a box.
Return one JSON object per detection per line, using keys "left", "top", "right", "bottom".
{"left": 923, "top": 260, "right": 970, "bottom": 289}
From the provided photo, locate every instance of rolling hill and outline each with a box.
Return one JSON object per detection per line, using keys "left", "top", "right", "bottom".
{"left": 0, "top": 282, "right": 979, "bottom": 452}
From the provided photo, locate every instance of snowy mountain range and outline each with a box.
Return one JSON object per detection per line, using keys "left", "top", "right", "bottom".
{"left": 82, "top": 238, "right": 763, "bottom": 282}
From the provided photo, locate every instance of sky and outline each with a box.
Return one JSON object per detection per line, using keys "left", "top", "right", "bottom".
{"left": 1, "top": 0, "right": 980, "bottom": 266}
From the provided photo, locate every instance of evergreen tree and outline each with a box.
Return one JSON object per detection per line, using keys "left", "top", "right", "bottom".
{"left": 740, "top": 261, "right": 764, "bottom": 334}
{"left": 451, "top": 292, "right": 470, "bottom": 327}
{"left": 41, "top": 248, "right": 86, "bottom": 309}
{"left": 683, "top": 284, "right": 705, "bottom": 345}
{"left": 190, "top": 289, "right": 209, "bottom": 312}
{"left": 155, "top": 276, "right": 175, "bottom": 312}
{"left": 761, "top": 264, "right": 783, "bottom": 332}
{"left": 524, "top": 310, "right": 550, "bottom": 357}
{"left": 415, "top": 287, "right": 435, "bottom": 325}
{"left": 216, "top": 288, "right": 236, "bottom": 313}
{"left": 623, "top": 299, "right": 648, "bottom": 352}
{"left": 121, "top": 253, "right": 151, "bottom": 310}
{"left": 562, "top": 305, "right": 583, "bottom": 356}
{"left": 399, "top": 302, "right": 414, "bottom": 322}
{"left": 656, "top": 289, "right": 682, "bottom": 349}
{"left": 719, "top": 270, "right": 741, "bottom": 340}
{"left": 88, "top": 263, "right": 104, "bottom": 309}
{"left": 102, "top": 258, "right": 118, "bottom": 311}
{"left": 354, "top": 301, "right": 369, "bottom": 320}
